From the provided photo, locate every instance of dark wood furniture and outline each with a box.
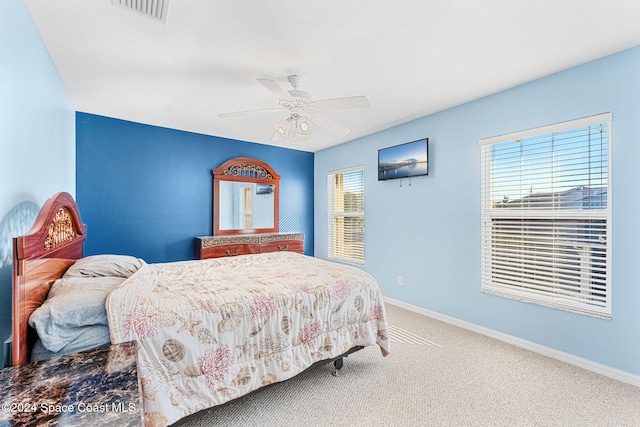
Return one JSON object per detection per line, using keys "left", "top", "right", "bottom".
{"left": 195, "top": 233, "right": 304, "bottom": 259}
{"left": 0, "top": 341, "right": 142, "bottom": 427}
{"left": 213, "top": 157, "right": 280, "bottom": 236}
{"left": 206, "top": 157, "right": 305, "bottom": 258}
{"left": 12, "top": 192, "right": 86, "bottom": 366}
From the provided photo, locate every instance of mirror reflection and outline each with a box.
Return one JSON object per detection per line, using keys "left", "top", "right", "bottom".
{"left": 218, "top": 181, "right": 275, "bottom": 230}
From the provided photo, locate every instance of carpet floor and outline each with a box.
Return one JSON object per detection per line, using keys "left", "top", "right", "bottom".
{"left": 173, "top": 302, "right": 640, "bottom": 427}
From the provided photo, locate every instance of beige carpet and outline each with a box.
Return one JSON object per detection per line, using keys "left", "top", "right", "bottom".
{"left": 173, "top": 303, "right": 640, "bottom": 427}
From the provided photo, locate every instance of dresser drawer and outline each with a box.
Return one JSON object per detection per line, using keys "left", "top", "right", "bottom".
{"left": 200, "top": 244, "right": 260, "bottom": 259}
{"left": 260, "top": 240, "right": 304, "bottom": 254}
{"left": 196, "top": 234, "right": 304, "bottom": 259}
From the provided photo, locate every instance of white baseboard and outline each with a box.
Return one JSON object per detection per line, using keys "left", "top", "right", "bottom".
{"left": 384, "top": 296, "right": 640, "bottom": 388}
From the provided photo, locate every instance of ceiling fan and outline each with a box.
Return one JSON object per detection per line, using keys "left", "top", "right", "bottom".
{"left": 218, "top": 75, "right": 370, "bottom": 141}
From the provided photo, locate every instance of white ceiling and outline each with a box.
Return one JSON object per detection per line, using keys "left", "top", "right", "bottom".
{"left": 24, "top": 0, "right": 640, "bottom": 152}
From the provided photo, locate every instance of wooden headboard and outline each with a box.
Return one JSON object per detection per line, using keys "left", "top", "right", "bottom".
{"left": 12, "top": 192, "right": 86, "bottom": 366}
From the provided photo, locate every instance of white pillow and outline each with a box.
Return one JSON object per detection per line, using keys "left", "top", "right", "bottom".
{"left": 63, "top": 254, "right": 144, "bottom": 278}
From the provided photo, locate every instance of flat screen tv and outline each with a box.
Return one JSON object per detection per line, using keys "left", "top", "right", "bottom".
{"left": 378, "top": 138, "right": 429, "bottom": 181}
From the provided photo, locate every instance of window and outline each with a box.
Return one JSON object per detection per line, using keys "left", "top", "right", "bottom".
{"left": 328, "top": 166, "right": 365, "bottom": 264}
{"left": 480, "top": 113, "right": 611, "bottom": 318}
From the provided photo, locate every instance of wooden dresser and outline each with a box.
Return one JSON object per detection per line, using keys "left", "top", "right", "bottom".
{"left": 195, "top": 233, "right": 304, "bottom": 259}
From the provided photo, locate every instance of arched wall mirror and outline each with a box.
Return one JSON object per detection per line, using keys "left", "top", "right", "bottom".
{"left": 213, "top": 157, "right": 280, "bottom": 235}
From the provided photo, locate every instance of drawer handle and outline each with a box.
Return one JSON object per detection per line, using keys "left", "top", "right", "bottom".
{"left": 226, "top": 249, "right": 240, "bottom": 256}
{"left": 277, "top": 244, "right": 289, "bottom": 251}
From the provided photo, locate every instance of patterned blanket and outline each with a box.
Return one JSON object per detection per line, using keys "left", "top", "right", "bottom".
{"left": 106, "top": 252, "right": 390, "bottom": 427}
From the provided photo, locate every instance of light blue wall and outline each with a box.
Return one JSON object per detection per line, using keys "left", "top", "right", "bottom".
{"left": 315, "top": 46, "right": 640, "bottom": 376}
{"left": 0, "top": 1, "right": 75, "bottom": 343}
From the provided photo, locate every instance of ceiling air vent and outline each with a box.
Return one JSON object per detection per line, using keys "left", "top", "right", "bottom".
{"left": 112, "top": 0, "right": 170, "bottom": 24}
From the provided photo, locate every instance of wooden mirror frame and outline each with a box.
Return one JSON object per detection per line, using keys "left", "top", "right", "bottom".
{"left": 213, "top": 157, "right": 280, "bottom": 236}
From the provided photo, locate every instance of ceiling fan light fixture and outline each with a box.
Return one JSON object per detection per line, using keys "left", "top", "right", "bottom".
{"left": 275, "top": 117, "right": 293, "bottom": 137}
{"left": 297, "top": 117, "right": 313, "bottom": 133}
{"left": 294, "top": 131, "right": 311, "bottom": 141}
{"left": 295, "top": 117, "right": 313, "bottom": 140}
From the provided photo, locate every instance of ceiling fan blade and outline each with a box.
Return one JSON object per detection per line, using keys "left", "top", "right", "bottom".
{"left": 312, "top": 113, "right": 351, "bottom": 137}
{"left": 315, "top": 96, "right": 370, "bottom": 110}
{"left": 271, "top": 130, "right": 285, "bottom": 141}
{"left": 218, "top": 107, "right": 286, "bottom": 118}
{"left": 257, "top": 78, "right": 293, "bottom": 100}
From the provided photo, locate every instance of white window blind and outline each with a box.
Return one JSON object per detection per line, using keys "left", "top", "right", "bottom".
{"left": 480, "top": 113, "right": 611, "bottom": 318}
{"left": 328, "top": 166, "right": 365, "bottom": 264}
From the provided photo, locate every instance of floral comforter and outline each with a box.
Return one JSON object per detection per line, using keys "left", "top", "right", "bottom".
{"left": 106, "top": 252, "right": 390, "bottom": 427}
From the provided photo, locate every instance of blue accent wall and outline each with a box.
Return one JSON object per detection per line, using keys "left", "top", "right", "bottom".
{"left": 315, "top": 45, "right": 640, "bottom": 378}
{"left": 76, "top": 113, "right": 314, "bottom": 263}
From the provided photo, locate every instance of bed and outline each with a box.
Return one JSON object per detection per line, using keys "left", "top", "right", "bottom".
{"left": 12, "top": 192, "right": 391, "bottom": 426}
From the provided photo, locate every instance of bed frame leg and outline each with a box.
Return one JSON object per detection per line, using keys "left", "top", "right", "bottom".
{"left": 332, "top": 357, "right": 344, "bottom": 377}
{"left": 330, "top": 345, "right": 364, "bottom": 377}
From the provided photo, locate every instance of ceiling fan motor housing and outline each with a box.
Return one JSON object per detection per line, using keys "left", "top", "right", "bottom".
{"left": 280, "top": 96, "right": 316, "bottom": 112}
{"left": 287, "top": 89, "right": 312, "bottom": 100}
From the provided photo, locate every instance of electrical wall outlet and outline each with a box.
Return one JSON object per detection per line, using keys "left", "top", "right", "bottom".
{"left": 397, "top": 275, "right": 404, "bottom": 286}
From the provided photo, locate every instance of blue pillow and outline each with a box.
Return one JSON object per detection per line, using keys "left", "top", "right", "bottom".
{"left": 29, "top": 276, "right": 124, "bottom": 352}
{"left": 30, "top": 325, "right": 111, "bottom": 362}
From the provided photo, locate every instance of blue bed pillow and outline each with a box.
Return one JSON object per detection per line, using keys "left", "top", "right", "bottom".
{"left": 28, "top": 276, "right": 124, "bottom": 352}
{"left": 30, "top": 325, "right": 111, "bottom": 362}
